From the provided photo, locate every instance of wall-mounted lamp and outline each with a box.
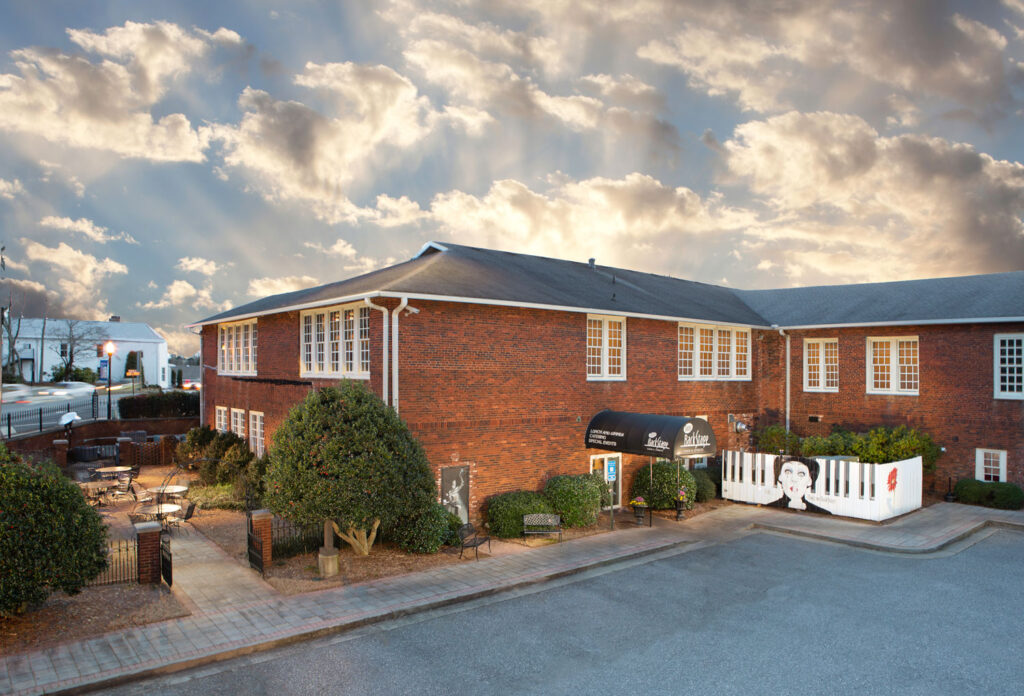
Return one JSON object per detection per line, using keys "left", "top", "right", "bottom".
{"left": 728, "top": 414, "right": 749, "bottom": 433}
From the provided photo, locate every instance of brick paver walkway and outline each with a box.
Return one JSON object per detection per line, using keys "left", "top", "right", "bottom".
{"left": 2, "top": 502, "right": 1023, "bottom": 695}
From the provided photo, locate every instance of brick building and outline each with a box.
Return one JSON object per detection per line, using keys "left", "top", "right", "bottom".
{"left": 192, "top": 242, "right": 1024, "bottom": 518}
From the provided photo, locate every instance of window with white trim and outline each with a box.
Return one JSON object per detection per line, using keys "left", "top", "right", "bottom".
{"left": 215, "top": 406, "right": 228, "bottom": 433}
{"left": 804, "top": 338, "right": 838, "bottom": 392}
{"left": 217, "top": 319, "right": 258, "bottom": 375}
{"left": 678, "top": 324, "right": 751, "bottom": 380}
{"left": 249, "top": 411, "right": 265, "bottom": 457}
{"left": 586, "top": 315, "right": 626, "bottom": 380}
{"left": 976, "top": 449, "right": 1007, "bottom": 483}
{"left": 300, "top": 304, "right": 371, "bottom": 379}
{"left": 994, "top": 334, "right": 1023, "bottom": 399}
{"left": 866, "top": 337, "right": 918, "bottom": 395}
{"left": 231, "top": 408, "right": 246, "bottom": 439}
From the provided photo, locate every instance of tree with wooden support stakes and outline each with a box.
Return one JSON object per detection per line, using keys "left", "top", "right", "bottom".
{"left": 262, "top": 381, "right": 437, "bottom": 575}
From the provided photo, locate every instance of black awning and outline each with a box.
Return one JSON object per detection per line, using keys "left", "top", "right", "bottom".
{"left": 584, "top": 410, "right": 717, "bottom": 458}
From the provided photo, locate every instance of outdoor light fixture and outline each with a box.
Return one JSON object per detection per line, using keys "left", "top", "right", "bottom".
{"left": 104, "top": 341, "right": 116, "bottom": 420}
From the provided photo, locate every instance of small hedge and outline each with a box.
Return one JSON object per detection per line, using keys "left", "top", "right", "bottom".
{"left": 396, "top": 503, "right": 461, "bottom": 554}
{"left": 691, "top": 469, "right": 716, "bottom": 502}
{"left": 544, "top": 474, "right": 602, "bottom": 527}
{"left": 753, "top": 424, "right": 942, "bottom": 473}
{"left": 486, "top": 491, "right": 553, "bottom": 538}
{"left": 630, "top": 463, "right": 697, "bottom": 510}
{"left": 703, "top": 462, "right": 723, "bottom": 499}
{"left": 118, "top": 391, "right": 199, "bottom": 418}
{"left": 954, "top": 479, "right": 1024, "bottom": 510}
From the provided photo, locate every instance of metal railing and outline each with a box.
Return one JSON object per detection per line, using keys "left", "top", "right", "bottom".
{"left": 88, "top": 538, "right": 138, "bottom": 586}
{"left": 2, "top": 392, "right": 122, "bottom": 439}
{"left": 271, "top": 516, "right": 322, "bottom": 559}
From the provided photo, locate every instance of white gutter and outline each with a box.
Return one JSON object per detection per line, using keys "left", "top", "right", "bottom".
{"left": 391, "top": 297, "right": 419, "bottom": 414}
{"left": 773, "top": 325, "right": 790, "bottom": 435}
{"left": 363, "top": 298, "right": 390, "bottom": 406}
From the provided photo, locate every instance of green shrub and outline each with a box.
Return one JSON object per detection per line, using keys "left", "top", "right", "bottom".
{"left": 217, "top": 443, "right": 255, "bottom": 485}
{"left": 543, "top": 474, "right": 601, "bottom": 527}
{"left": 630, "top": 462, "right": 698, "bottom": 510}
{"left": 691, "top": 468, "right": 716, "bottom": 502}
{"left": 851, "top": 426, "right": 941, "bottom": 473}
{"left": 50, "top": 366, "right": 98, "bottom": 383}
{"left": 799, "top": 436, "right": 833, "bottom": 457}
{"left": 953, "top": 478, "right": 986, "bottom": 504}
{"left": 703, "top": 462, "right": 723, "bottom": 499}
{"left": 755, "top": 425, "right": 801, "bottom": 455}
{"left": 118, "top": 391, "right": 199, "bottom": 418}
{"left": 990, "top": 483, "right": 1024, "bottom": 510}
{"left": 176, "top": 425, "right": 217, "bottom": 465}
{"left": 588, "top": 470, "right": 613, "bottom": 507}
{"left": 187, "top": 483, "right": 246, "bottom": 510}
{"left": 485, "top": 491, "right": 553, "bottom": 538}
{"left": 396, "top": 503, "right": 456, "bottom": 554}
{"left": 0, "top": 449, "right": 108, "bottom": 615}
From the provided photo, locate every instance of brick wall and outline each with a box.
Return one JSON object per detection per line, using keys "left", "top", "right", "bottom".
{"left": 5, "top": 417, "right": 198, "bottom": 461}
{"left": 200, "top": 300, "right": 1024, "bottom": 518}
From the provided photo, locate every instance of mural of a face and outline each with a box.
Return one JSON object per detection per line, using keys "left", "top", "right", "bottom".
{"left": 778, "top": 460, "right": 813, "bottom": 510}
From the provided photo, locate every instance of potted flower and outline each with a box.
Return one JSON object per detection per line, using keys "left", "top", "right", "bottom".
{"left": 675, "top": 487, "right": 688, "bottom": 520}
{"left": 629, "top": 496, "right": 647, "bottom": 524}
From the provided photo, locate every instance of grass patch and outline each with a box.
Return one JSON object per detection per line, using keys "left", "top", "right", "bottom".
{"left": 187, "top": 483, "right": 247, "bottom": 510}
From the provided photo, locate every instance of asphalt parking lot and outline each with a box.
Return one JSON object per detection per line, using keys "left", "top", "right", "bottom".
{"left": 106, "top": 529, "right": 1024, "bottom": 696}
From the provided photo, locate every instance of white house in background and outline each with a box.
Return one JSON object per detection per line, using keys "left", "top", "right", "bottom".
{"left": 2, "top": 318, "right": 170, "bottom": 388}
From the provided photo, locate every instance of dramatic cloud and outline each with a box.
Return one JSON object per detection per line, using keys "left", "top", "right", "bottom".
{"left": 40, "top": 216, "right": 138, "bottom": 244}
{"left": 0, "top": 278, "right": 62, "bottom": 318}
{"left": 247, "top": 275, "right": 318, "bottom": 297}
{"left": 176, "top": 256, "right": 222, "bottom": 276}
{"left": 140, "top": 278, "right": 226, "bottom": 311}
{"left": 0, "top": 177, "right": 24, "bottom": 199}
{"left": 210, "top": 61, "right": 440, "bottom": 223}
{"left": 155, "top": 325, "right": 201, "bottom": 356}
{"left": 22, "top": 240, "right": 128, "bottom": 317}
{"left": 0, "top": 20, "right": 219, "bottom": 160}
{"left": 721, "top": 111, "right": 1024, "bottom": 279}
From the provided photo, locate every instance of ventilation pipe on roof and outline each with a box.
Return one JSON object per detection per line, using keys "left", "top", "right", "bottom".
{"left": 588, "top": 258, "right": 595, "bottom": 268}
{"left": 773, "top": 324, "right": 791, "bottom": 434}
{"left": 391, "top": 297, "right": 419, "bottom": 414}
{"left": 364, "top": 298, "right": 390, "bottom": 407}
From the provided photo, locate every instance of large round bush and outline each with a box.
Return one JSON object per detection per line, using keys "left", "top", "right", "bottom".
{"left": 486, "top": 491, "right": 553, "bottom": 537}
{"left": 630, "top": 462, "right": 697, "bottom": 509}
{"left": 544, "top": 474, "right": 601, "bottom": 527}
{"left": 395, "top": 503, "right": 460, "bottom": 553}
{"left": 0, "top": 450, "right": 108, "bottom": 616}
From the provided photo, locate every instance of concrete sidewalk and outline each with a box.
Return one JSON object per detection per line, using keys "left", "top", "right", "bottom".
{"left": 2, "top": 502, "right": 1023, "bottom": 695}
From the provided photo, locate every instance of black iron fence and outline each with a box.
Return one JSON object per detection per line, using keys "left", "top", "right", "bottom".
{"left": 2, "top": 392, "right": 114, "bottom": 439}
{"left": 246, "top": 511, "right": 264, "bottom": 575}
{"left": 271, "top": 516, "right": 322, "bottom": 559}
{"left": 88, "top": 538, "right": 138, "bottom": 586}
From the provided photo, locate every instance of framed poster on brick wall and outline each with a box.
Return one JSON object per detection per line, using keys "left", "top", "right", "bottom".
{"left": 441, "top": 465, "right": 470, "bottom": 523}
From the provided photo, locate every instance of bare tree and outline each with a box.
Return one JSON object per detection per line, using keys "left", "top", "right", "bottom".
{"left": 2, "top": 291, "right": 22, "bottom": 379}
{"left": 48, "top": 320, "right": 107, "bottom": 380}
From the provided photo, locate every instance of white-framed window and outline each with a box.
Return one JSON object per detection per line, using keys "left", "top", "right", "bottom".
{"left": 215, "top": 406, "right": 228, "bottom": 433}
{"left": 804, "top": 338, "right": 839, "bottom": 392}
{"left": 249, "top": 411, "right": 265, "bottom": 457}
{"left": 230, "top": 408, "right": 246, "bottom": 438}
{"left": 678, "top": 323, "right": 751, "bottom": 381}
{"left": 300, "top": 304, "right": 371, "bottom": 379}
{"left": 866, "top": 337, "right": 918, "bottom": 395}
{"left": 217, "top": 319, "right": 258, "bottom": 376}
{"left": 976, "top": 449, "right": 1007, "bottom": 483}
{"left": 586, "top": 315, "right": 626, "bottom": 380}
{"left": 994, "top": 334, "right": 1023, "bottom": 400}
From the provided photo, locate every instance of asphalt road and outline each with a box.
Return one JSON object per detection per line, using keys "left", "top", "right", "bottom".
{"left": 103, "top": 530, "right": 1024, "bottom": 696}
{"left": 0, "top": 390, "right": 132, "bottom": 435}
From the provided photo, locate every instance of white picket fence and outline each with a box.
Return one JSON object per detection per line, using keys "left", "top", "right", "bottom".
{"left": 721, "top": 451, "right": 922, "bottom": 522}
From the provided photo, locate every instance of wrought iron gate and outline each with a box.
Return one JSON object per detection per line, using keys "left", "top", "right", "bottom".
{"left": 160, "top": 533, "right": 172, "bottom": 587}
{"left": 246, "top": 511, "right": 264, "bottom": 576}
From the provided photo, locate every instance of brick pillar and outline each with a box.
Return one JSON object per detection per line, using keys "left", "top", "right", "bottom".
{"left": 135, "top": 522, "right": 162, "bottom": 584}
{"left": 52, "top": 439, "right": 69, "bottom": 468}
{"left": 117, "top": 437, "right": 133, "bottom": 469}
{"left": 160, "top": 435, "right": 177, "bottom": 467}
{"left": 250, "top": 509, "right": 273, "bottom": 565}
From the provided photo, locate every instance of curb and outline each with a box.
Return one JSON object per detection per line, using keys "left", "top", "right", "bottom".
{"left": 749, "top": 518, "right": 1024, "bottom": 554}
{"left": 51, "top": 535, "right": 695, "bottom": 696}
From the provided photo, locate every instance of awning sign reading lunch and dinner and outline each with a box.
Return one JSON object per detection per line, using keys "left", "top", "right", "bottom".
{"left": 584, "top": 410, "right": 717, "bottom": 458}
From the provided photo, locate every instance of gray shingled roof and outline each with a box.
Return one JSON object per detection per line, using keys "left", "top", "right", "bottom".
{"left": 13, "top": 319, "right": 166, "bottom": 343}
{"left": 194, "top": 242, "right": 1024, "bottom": 328}
{"left": 736, "top": 272, "right": 1024, "bottom": 327}
{"left": 194, "top": 242, "right": 771, "bottom": 326}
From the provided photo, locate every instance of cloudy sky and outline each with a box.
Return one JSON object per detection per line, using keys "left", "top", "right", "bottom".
{"left": 3, "top": 1, "right": 1024, "bottom": 354}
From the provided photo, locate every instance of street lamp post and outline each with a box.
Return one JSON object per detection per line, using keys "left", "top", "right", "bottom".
{"left": 104, "top": 341, "right": 116, "bottom": 420}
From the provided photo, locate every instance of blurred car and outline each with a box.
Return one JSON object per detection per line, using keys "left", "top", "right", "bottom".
{"left": 38, "top": 381, "right": 96, "bottom": 397}
{"left": 1, "top": 384, "right": 32, "bottom": 402}
{"left": 182, "top": 379, "right": 202, "bottom": 391}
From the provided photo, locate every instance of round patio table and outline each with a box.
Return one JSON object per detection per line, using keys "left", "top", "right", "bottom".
{"left": 147, "top": 485, "right": 188, "bottom": 502}
{"left": 95, "top": 466, "right": 132, "bottom": 480}
{"left": 135, "top": 503, "right": 181, "bottom": 520}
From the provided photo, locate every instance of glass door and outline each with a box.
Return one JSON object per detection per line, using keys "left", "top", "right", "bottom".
{"left": 591, "top": 454, "right": 622, "bottom": 508}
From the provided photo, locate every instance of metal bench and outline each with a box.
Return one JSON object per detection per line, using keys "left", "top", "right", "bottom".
{"left": 457, "top": 523, "right": 491, "bottom": 560}
{"left": 523, "top": 513, "right": 562, "bottom": 542}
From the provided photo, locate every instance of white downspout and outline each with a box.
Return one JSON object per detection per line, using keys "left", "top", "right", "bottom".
{"left": 774, "top": 325, "right": 791, "bottom": 434}
{"left": 364, "top": 298, "right": 390, "bottom": 406}
{"left": 391, "top": 297, "right": 419, "bottom": 414}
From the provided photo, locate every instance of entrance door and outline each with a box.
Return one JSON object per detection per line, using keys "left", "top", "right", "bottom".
{"left": 591, "top": 454, "right": 622, "bottom": 508}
